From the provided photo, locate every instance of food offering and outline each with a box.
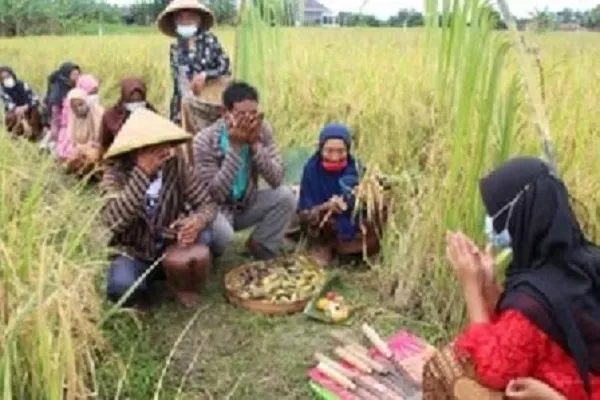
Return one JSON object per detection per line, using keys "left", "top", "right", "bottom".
{"left": 315, "top": 292, "right": 351, "bottom": 323}
{"left": 303, "top": 275, "right": 355, "bottom": 325}
{"left": 224, "top": 255, "right": 327, "bottom": 315}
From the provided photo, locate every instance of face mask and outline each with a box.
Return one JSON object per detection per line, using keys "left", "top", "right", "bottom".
{"left": 485, "top": 215, "right": 511, "bottom": 249}
{"left": 124, "top": 101, "right": 145, "bottom": 112}
{"left": 86, "top": 94, "right": 99, "bottom": 106}
{"left": 483, "top": 186, "right": 528, "bottom": 249}
{"left": 3, "top": 78, "right": 15, "bottom": 88}
{"left": 176, "top": 24, "right": 197, "bottom": 38}
{"left": 322, "top": 160, "right": 348, "bottom": 172}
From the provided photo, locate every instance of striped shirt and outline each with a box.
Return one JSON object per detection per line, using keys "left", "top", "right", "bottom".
{"left": 193, "top": 119, "right": 285, "bottom": 221}
{"left": 100, "top": 156, "right": 217, "bottom": 261}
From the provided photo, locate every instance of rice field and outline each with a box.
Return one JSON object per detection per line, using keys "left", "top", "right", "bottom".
{"left": 3, "top": 8, "right": 600, "bottom": 399}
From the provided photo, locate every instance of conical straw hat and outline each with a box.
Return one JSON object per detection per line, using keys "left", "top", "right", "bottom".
{"left": 157, "top": 0, "right": 215, "bottom": 37}
{"left": 104, "top": 108, "right": 192, "bottom": 159}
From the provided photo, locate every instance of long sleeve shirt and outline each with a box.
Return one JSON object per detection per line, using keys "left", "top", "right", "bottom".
{"left": 100, "top": 156, "right": 217, "bottom": 261}
{"left": 169, "top": 31, "right": 230, "bottom": 123}
{"left": 193, "top": 119, "right": 284, "bottom": 222}
{"left": 0, "top": 82, "right": 39, "bottom": 113}
{"left": 455, "top": 309, "right": 600, "bottom": 399}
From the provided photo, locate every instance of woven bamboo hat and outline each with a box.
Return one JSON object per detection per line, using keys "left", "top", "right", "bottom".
{"left": 104, "top": 108, "right": 192, "bottom": 159}
{"left": 157, "top": 0, "right": 215, "bottom": 37}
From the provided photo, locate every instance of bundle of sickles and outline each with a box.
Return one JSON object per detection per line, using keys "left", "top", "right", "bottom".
{"left": 309, "top": 324, "right": 435, "bottom": 400}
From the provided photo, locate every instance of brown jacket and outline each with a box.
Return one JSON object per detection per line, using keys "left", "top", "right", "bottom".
{"left": 193, "top": 118, "right": 285, "bottom": 221}
{"left": 100, "top": 156, "right": 216, "bottom": 261}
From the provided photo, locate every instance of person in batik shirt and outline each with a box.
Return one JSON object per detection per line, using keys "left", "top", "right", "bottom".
{"left": 156, "top": 0, "right": 231, "bottom": 125}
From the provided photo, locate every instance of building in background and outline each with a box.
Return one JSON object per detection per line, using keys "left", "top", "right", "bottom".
{"left": 298, "top": 0, "right": 339, "bottom": 27}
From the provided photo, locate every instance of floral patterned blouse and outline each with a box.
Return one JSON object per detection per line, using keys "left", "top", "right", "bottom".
{"left": 169, "top": 30, "right": 231, "bottom": 124}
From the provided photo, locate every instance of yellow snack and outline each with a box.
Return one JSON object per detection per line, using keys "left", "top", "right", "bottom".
{"left": 325, "top": 300, "right": 350, "bottom": 322}
{"left": 316, "top": 298, "right": 329, "bottom": 311}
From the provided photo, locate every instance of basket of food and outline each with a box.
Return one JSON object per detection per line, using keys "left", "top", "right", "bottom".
{"left": 224, "top": 254, "right": 328, "bottom": 316}
{"left": 182, "top": 76, "right": 231, "bottom": 134}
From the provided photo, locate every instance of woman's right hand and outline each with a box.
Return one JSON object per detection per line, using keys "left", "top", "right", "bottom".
{"left": 326, "top": 195, "right": 348, "bottom": 214}
{"left": 505, "top": 378, "right": 566, "bottom": 400}
{"left": 446, "top": 231, "right": 484, "bottom": 288}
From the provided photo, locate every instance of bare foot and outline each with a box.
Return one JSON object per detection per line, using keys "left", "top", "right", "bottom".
{"left": 311, "top": 245, "right": 333, "bottom": 268}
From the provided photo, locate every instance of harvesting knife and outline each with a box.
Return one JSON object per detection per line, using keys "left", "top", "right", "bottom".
{"left": 334, "top": 347, "right": 410, "bottom": 398}
{"left": 314, "top": 353, "right": 401, "bottom": 400}
{"left": 361, "top": 324, "right": 422, "bottom": 396}
{"left": 330, "top": 331, "right": 415, "bottom": 385}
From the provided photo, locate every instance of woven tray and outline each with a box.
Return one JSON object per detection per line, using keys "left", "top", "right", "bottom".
{"left": 224, "top": 288, "right": 309, "bottom": 316}
{"left": 224, "top": 257, "right": 326, "bottom": 316}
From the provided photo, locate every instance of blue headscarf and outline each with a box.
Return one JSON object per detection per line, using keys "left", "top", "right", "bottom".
{"left": 298, "top": 123, "right": 360, "bottom": 241}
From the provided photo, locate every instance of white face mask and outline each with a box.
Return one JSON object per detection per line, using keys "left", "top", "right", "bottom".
{"left": 176, "top": 24, "right": 197, "bottom": 38}
{"left": 124, "top": 101, "right": 145, "bottom": 112}
{"left": 86, "top": 94, "right": 99, "bottom": 106}
{"left": 3, "top": 78, "right": 15, "bottom": 88}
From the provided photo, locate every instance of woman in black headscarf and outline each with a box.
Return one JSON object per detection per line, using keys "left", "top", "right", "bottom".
{"left": 0, "top": 66, "right": 42, "bottom": 140}
{"left": 422, "top": 157, "right": 600, "bottom": 399}
{"left": 43, "top": 62, "right": 80, "bottom": 149}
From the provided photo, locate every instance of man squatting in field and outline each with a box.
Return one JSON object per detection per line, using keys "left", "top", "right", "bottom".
{"left": 101, "top": 108, "right": 216, "bottom": 308}
{"left": 194, "top": 82, "right": 296, "bottom": 261}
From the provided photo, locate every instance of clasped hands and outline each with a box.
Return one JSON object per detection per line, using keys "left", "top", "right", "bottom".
{"left": 226, "top": 111, "right": 264, "bottom": 150}
{"left": 170, "top": 215, "right": 206, "bottom": 247}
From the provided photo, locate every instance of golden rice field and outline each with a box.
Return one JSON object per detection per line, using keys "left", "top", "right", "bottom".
{"left": 3, "top": 24, "right": 600, "bottom": 399}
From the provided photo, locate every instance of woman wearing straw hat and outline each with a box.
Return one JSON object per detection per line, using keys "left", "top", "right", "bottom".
{"left": 157, "top": 0, "right": 231, "bottom": 127}
{"left": 101, "top": 108, "right": 217, "bottom": 309}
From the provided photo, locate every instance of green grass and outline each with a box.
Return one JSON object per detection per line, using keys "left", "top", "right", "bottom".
{"left": 95, "top": 241, "right": 431, "bottom": 399}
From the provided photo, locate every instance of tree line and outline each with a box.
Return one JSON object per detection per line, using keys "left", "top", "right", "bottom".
{"left": 4, "top": 0, "right": 600, "bottom": 37}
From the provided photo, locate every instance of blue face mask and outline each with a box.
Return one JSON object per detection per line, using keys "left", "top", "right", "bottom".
{"left": 176, "top": 24, "right": 197, "bottom": 38}
{"left": 485, "top": 214, "right": 511, "bottom": 249}
{"left": 483, "top": 186, "right": 528, "bottom": 250}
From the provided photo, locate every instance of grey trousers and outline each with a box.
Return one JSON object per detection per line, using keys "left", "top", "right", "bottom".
{"left": 211, "top": 186, "right": 296, "bottom": 255}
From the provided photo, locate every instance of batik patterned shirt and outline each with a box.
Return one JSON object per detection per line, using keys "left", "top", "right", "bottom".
{"left": 169, "top": 31, "right": 231, "bottom": 124}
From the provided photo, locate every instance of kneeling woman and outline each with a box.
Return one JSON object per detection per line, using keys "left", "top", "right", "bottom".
{"left": 297, "top": 124, "right": 380, "bottom": 266}
{"left": 101, "top": 108, "right": 216, "bottom": 308}
{"left": 423, "top": 157, "right": 600, "bottom": 399}
{"left": 57, "top": 88, "right": 104, "bottom": 177}
{"left": 0, "top": 66, "right": 42, "bottom": 140}
{"left": 100, "top": 77, "right": 157, "bottom": 157}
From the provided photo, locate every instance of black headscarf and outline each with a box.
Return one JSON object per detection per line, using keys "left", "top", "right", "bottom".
{"left": 0, "top": 66, "right": 30, "bottom": 107}
{"left": 45, "top": 61, "right": 79, "bottom": 107}
{"left": 480, "top": 157, "right": 600, "bottom": 395}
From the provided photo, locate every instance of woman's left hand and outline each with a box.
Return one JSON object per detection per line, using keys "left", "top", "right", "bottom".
{"left": 446, "top": 231, "right": 484, "bottom": 287}
{"left": 506, "top": 378, "right": 566, "bottom": 400}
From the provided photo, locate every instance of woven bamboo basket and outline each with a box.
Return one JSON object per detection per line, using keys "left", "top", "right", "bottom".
{"left": 224, "top": 287, "right": 309, "bottom": 316}
{"left": 224, "top": 267, "right": 310, "bottom": 316}
{"left": 223, "top": 257, "right": 323, "bottom": 316}
{"left": 178, "top": 76, "right": 230, "bottom": 165}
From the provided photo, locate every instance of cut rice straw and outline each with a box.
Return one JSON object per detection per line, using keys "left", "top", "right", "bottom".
{"left": 153, "top": 305, "right": 210, "bottom": 400}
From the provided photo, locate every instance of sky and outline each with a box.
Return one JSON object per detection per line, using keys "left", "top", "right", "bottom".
{"left": 108, "top": 1, "right": 600, "bottom": 19}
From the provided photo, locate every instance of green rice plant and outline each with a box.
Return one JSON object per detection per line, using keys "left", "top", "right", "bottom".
{"left": 234, "top": 0, "right": 288, "bottom": 112}
{"left": 383, "top": 0, "right": 522, "bottom": 335}
{"left": 0, "top": 135, "right": 108, "bottom": 399}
